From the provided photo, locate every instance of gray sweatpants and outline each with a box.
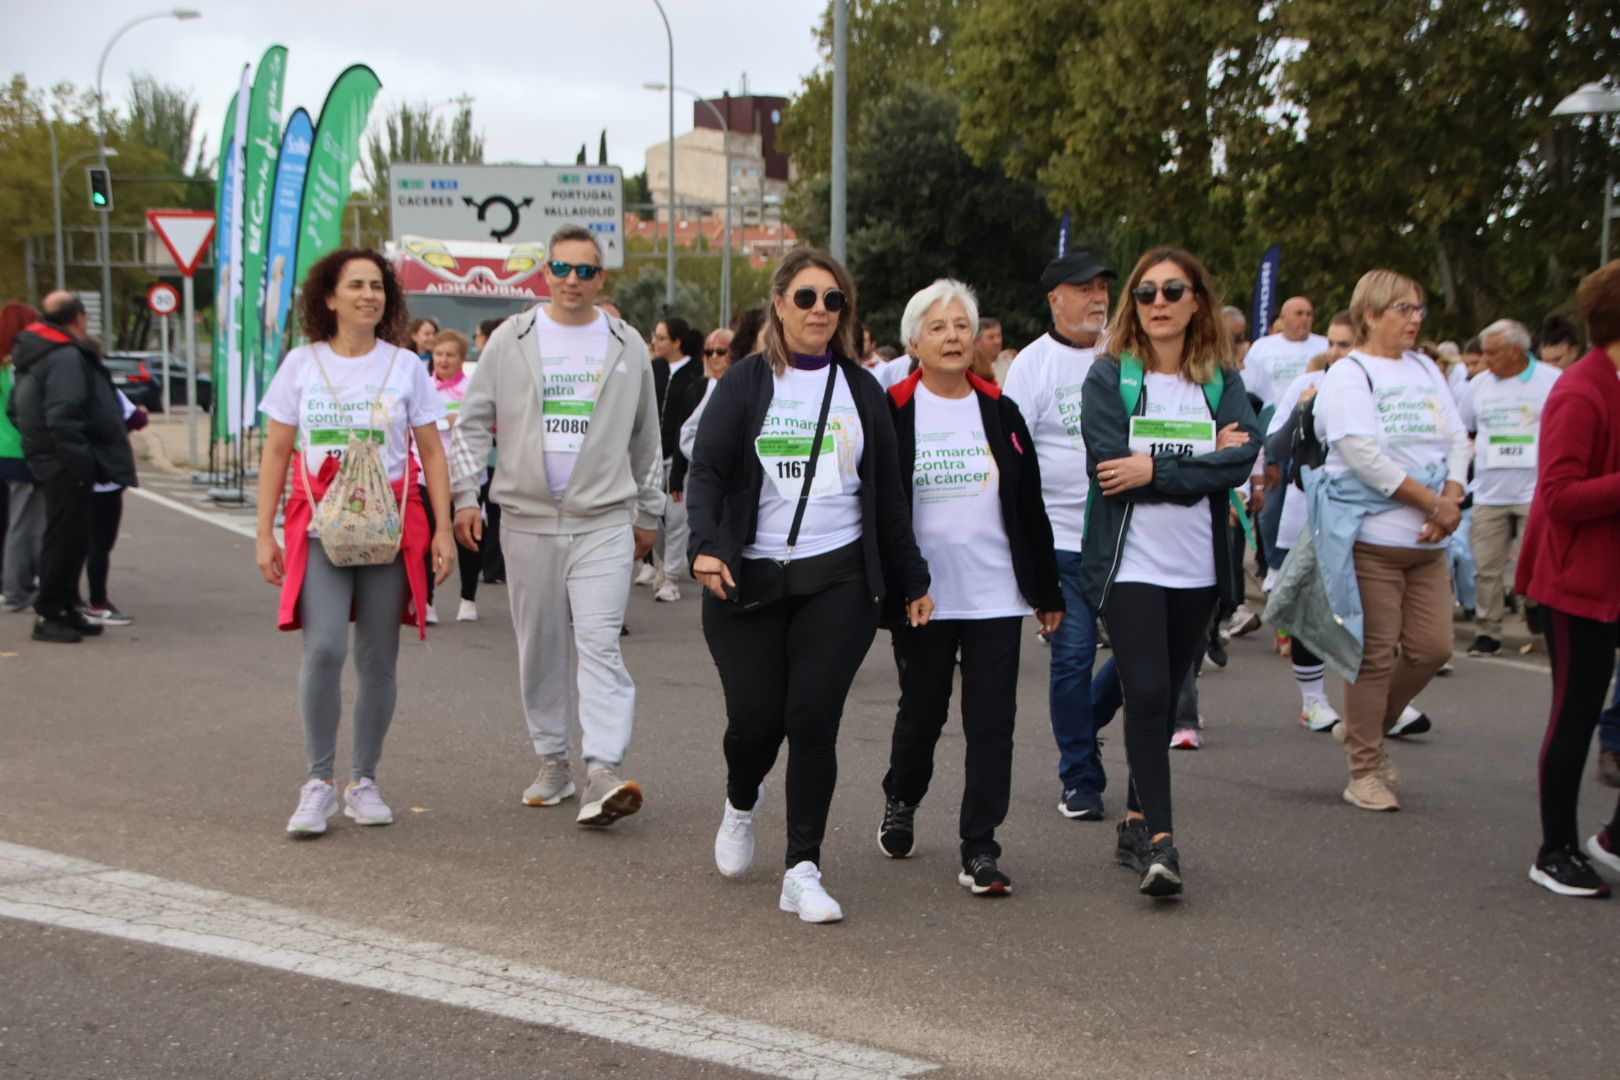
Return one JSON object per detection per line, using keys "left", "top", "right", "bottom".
{"left": 298, "top": 543, "right": 408, "bottom": 781}
{"left": 3, "top": 479, "right": 45, "bottom": 608}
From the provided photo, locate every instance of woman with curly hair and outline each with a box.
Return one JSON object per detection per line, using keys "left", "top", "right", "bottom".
{"left": 255, "top": 250, "right": 454, "bottom": 838}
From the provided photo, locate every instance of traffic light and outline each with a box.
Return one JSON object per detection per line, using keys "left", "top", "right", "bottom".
{"left": 86, "top": 166, "right": 112, "bottom": 211}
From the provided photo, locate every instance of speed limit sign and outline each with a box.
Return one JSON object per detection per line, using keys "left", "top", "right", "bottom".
{"left": 146, "top": 282, "right": 180, "bottom": 316}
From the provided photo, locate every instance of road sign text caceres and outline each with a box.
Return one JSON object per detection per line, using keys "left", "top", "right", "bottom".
{"left": 388, "top": 164, "right": 625, "bottom": 269}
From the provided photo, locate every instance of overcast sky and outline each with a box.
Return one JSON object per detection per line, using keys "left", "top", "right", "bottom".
{"left": 1, "top": 0, "right": 828, "bottom": 171}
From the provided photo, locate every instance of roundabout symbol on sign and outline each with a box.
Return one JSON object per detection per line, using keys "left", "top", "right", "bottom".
{"left": 147, "top": 282, "right": 180, "bottom": 316}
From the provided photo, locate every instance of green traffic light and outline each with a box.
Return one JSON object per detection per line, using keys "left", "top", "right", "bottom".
{"left": 92, "top": 193, "right": 107, "bottom": 206}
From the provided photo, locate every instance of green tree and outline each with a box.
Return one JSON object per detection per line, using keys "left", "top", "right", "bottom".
{"left": 126, "top": 74, "right": 201, "bottom": 176}
{"left": 361, "top": 100, "right": 484, "bottom": 199}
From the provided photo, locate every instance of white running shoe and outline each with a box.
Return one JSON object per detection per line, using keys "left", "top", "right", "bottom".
{"left": 287, "top": 779, "right": 337, "bottom": 836}
{"left": 457, "top": 599, "right": 478, "bottom": 622}
{"left": 654, "top": 581, "right": 681, "bottom": 603}
{"left": 1170, "top": 728, "right": 1201, "bottom": 750}
{"left": 714, "top": 787, "right": 764, "bottom": 877}
{"left": 1300, "top": 697, "right": 1341, "bottom": 732}
{"left": 1225, "top": 605, "right": 1261, "bottom": 638}
{"left": 780, "top": 861, "right": 844, "bottom": 923}
{"left": 343, "top": 778, "right": 394, "bottom": 825}
{"left": 634, "top": 562, "right": 658, "bottom": 586}
{"left": 425, "top": 603, "right": 440, "bottom": 625}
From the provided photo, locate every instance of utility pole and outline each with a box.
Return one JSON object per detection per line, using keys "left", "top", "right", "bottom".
{"left": 830, "top": 0, "right": 848, "bottom": 262}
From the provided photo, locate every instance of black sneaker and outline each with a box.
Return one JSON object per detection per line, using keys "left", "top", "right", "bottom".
{"left": 1057, "top": 786, "right": 1104, "bottom": 820}
{"left": 877, "top": 795, "right": 917, "bottom": 858}
{"left": 1115, "top": 818, "right": 1151, "bottom": 872}
{"left": 1139, "top": 836, "right": 1184, "bottom": 898}
{"left": 1205, "top": 637, "right": 1228, "bottom": 669}
{"left": 67, "top": 610, "right": 104, "bottom": 637}
{"left": 32, "top": 617, "right": 83, "bottom": 644}
{"left": 957, "top": 854, "right": 1011, "bottom": 896}
{"left": 1467, "top": 634, "right": 1501, "bottom": 657}
{"left": 1529, "top": 847, "right": 1611, "bottom": 898}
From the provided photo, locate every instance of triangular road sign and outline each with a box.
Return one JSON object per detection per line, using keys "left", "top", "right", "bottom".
{"left": 147, "top": 209, "right": 217, "bottom": 278}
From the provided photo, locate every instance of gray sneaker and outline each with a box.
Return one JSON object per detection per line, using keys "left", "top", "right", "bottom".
{"left": 576, "top": 765, "right": 644, "bottom": 827}
{"left": 521, "top": 754, "right": 576, "bottom": 807}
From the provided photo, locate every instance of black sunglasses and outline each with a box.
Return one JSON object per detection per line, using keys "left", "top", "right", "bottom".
{"left": 791, "top": 286, "right": 846, "bottom": 312}
{"left": 703, "top": 347, "right": 729, "bottom": 357}
{"left": 1131, "top": 281, "right": 1191, "bottom": 304}
{"left": 548, "top": 260, "right": 602, "bottom": 281}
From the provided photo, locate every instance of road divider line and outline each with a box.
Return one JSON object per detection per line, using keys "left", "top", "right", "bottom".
{"left": 128, "top": 486, "right": 260, "bottom": 540}
{"left": 0, "top": 841, "right": 935, "bottom": 1080}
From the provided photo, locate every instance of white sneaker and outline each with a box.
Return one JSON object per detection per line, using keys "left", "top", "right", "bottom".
{"left": 779, "top": 861, "right": 844, "bottom": 923}
{"left": 1300, "top": 697, "right": 1341, "bottom": 732}
{"left": 654, "top": 581, "right": 681, "bottom": 603}
{"left": 715, "top": 787, "right": 764, "bottom": 878}
{"left": 343, "top": 778, "right": 394, "bottom": 825}
{"left": 456, "top": 599, "right": 478, "bottom": 622}
{"left": 287, "top": 779, "right": 338, "bottom": 836}
{"left": 425, "top": 603, "right": 440, "bottom": 625}
{"left": 1225, "top": 605, "right": 1260, "bottom": 638}
{"left": 634, "top": 562, "right": 658, "bottom": 586}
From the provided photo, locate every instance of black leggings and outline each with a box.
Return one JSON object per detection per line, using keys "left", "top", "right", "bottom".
{"left": 1103, "top": 582, "right": 1219, "bottom": 837}
{"left": 702, "top": 578, "right": 879, "bottom": 867}
{"left": 419, "top": 487, "right": 483, "bottom": 603}
{"left": 86, "top": 487, "right": 123, "bottom": 607}
{"left": 1537, "top": 606, "right": 1620, "bottom": 859}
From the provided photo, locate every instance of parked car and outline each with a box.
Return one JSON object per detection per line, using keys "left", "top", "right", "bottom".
{"left": 105, "top": 352, "right": 212, "bottom": 413}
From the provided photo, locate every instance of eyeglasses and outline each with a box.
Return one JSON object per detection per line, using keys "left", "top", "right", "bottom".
{"left": 547, "top": 260, "right": 602, "bottom": 281}
{"left": 1131, "top": 281, "right": 1191, "bottom": 305}
{"left": 1390, "top": 302, "right": 1427, "bottom": 319}
{"left": 791, "top": 286, "right": 846, "bottom": 312}
{"left": 703, "top": 347, "right": 729, "bottom": 357}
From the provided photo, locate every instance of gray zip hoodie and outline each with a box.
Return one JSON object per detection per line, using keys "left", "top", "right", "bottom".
{"left": 449, "top": 307, "right": 665, "bottom": 534}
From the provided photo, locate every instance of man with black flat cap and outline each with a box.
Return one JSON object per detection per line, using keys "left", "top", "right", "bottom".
{"left": 1003, "top": 250, "right": 1117, "bottom": 821}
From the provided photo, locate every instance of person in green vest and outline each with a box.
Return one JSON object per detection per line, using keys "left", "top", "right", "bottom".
{"left": 1, "top": 301, "right": 42, "bottom": 612}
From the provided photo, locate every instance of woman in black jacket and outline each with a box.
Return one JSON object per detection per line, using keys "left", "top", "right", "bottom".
{"left": 876, "top": 279, "right": 1062, "bottom": 898}
{"left": 1079, "top": 247, "right": 1260, "bottom": 898}
{"left": 686, "top": 249, "right": 932, "bottom": 924}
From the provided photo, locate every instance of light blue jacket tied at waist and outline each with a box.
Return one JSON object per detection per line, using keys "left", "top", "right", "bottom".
{"left": 1262, "top": 461, "right": 1449, "bottom": 683}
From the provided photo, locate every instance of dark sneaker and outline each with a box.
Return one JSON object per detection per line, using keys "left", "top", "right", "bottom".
{"left": 67, "top": 610, "right": 104, "bottom": 636}
{"left": 1139, "top": 836, "right": 1184, "bottom": 898}
{"left": 31, "top": 617, "right": 83, "bottom": 644}
{"left": 1205, "top": 637, "right": 1228, "bottom": 669}
{"left": 82, "top": 603, "right": 133, "bottom": 626}
{"left": 1114, "top": 818, "right": 1151, "bottom": 872}
{"left": 1529, "top": 848, "right": 1611, "bottom": 898}
{"left": 877, "top": 795, "right": 917, "bottom": 858}
{"left": 957, "top": 854, "right": 1011, "bottom": 896}
{"left": 1057, "top": 786, "right": 1104, "bottom": 821}
{"left": 1387, "top": 706, "right": 1432, "bottom": 739}
{"left": 1467, "top": 634, "right": 1501, "bottom": 657}
{"left": 1598, "top": 749, "right": 1620, "bottom": 789}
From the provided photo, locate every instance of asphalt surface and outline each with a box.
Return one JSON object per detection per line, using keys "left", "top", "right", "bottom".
{"left": 2, "top": 479, "right": 1616, "bottom": 1078}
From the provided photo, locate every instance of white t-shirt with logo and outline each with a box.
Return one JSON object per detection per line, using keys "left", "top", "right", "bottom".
{"left": 1457, "top": 360, "right": 1561, "bottom": 507}
{"left": 1001, "top": 333, "right": 1098, "bottom": 551}
{"left": 1317, "top": 350, "right": 1463, "bottom": 549}
{"left": 909, "top": 385, "right": 1030, "bottom": 620}
{"left": 535, "top": 307, "right": 612, "bottom": 497}
{"left": 1244, "top": 332, "right": 1328, "bottom": 410}
{"left": 262, "top": 340, "right": 444, "bottom": 484}
{"left": 742, "top": 365, "right": 865, "bottom": 560}
{"left": 1114, "top": 373, "right": 1218, "bottom": 589}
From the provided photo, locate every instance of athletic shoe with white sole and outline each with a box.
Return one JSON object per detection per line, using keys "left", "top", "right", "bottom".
{"left": 1300, "top": 697, "right": 1341, "bottom": 732}
{"left": 456, "top": 599, "right": 478, "bottom": 622}
{"left": 522, "top": 754, "right": 576, "bottom": 806}
{"left": 634, "top": 562, "right": 658, "bottom": 586}
{"left": 1139, "top": 837, "right": 1183, "bottom": 897}
{"left": 287, "top": 779, "right": 338, "bottom": 836}
{"left": 424, "top": 603, "right": 439, "bottom": 625}
{"left": 81, "top": 602, "right": 134, "bottom": 626}
{"left": 1057, "top": 786, "right": 1104, "bottom": 820}
{"left": 576, "top": 766, "right": 643, "bottom": 826}
{"left": 715, "top": 787, "right": 763, "bottom": 877}
{"left": 1115, "top": 818, "right": 1151, "bottom": 872}
{"left": 1387, "top": 705, "right": 1432, "bottom": 738}
{"left": 957, "top": 854, "right": 1011, "bottom": 896}
{"left": 653, "top": 581, "right": 681, "bottom": 603}
{"left": 1343, "top": 774, "right": 1400, "bottom": 811}
{"left": 1586, "top": 829, "right": 1620, "bottom": 875}
{"left": 1170, "top": 727, "right": 1201, "bottom": 750}
{"left": 780, "top": 861, "right": 843, "bottom": 923}
{"left": 1225, "top": 605, "right": 1261, "bottom": 638}
{"left": 1530, "top": 848, "right": 1611, "bottom": 898}
{"left": 877, "top": 795, "right": 917, "bottom": 858}
{"left": 343, "top": 778, "right": 394, "bottom": 825}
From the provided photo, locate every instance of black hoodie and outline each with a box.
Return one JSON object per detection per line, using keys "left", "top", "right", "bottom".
{"left": 6, "top": 322, "right": 137, "bottom": 488}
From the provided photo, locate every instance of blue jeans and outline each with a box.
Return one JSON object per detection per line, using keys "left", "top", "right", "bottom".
{"left": 1600, "top": 654, "right": 1620, "bottom": 752}
{"left": 1050, "top": 550, "right": 1104, "bottom": 792}
{"left": 1449, "top": 508, "right": 1477, "bottom": 611}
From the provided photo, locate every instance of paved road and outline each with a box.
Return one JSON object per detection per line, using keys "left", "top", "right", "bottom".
{"left": 2, "top": 484, "right": 1614, "bottom": 1078}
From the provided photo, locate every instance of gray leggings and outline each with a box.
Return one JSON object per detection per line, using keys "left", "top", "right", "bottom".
{"left": 298, "top": 544, "right": 408, "bottom": 781}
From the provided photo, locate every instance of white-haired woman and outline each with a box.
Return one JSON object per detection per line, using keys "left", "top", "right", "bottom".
{"left": 875, "top": 279, "right": 1062, "bottom": 897}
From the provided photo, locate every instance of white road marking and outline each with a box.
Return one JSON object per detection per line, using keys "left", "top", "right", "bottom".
{"left": 1454, "top": 653, "right": 1548, "bottom": 675}
{"left": 0, "top": 841, "right": 935, "bottom": 1080}
{"left": 128, "top": 486, "right": 260, "bottom": 540}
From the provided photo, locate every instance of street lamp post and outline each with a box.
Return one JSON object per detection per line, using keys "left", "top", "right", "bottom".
{"left": 1552, "top": 81, "right": 1620, "bottom": 265}
{"left": 650, "top": 0, "right": 675, "bottom": 309}
{"left": 96, "top": 7, "right": 200, "bottom": 340}
{"left": 830, "top": 0, "right": 848, "bottom": 262}
{"left": 407, "top": 94, "right": 474, "bottom": 162}
{"left": 645, "top": 82, "right": 732, "bottom": 328}
{"left": 49, "top": 129, "right": 120, "bottom": 292}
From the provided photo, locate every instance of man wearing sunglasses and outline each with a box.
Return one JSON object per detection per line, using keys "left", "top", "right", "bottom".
{"left": 448, "top": 224, "right": 664, "bottom": 829}
{"left": 1001, "top": 250, "right": 1116, "bottom": 821}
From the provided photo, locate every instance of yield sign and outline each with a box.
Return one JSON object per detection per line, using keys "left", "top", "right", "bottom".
{"left": 147, "top": 209, "right": 216, "bottom": 278}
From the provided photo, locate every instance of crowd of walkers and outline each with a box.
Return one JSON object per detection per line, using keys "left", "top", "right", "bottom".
{"left": 9, "top": 225, "right": 1619, "bottom": 918}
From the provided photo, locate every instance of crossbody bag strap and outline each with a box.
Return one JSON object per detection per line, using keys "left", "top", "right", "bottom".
{"left": 783, "top": 362, "right": 840, "bottom": 563}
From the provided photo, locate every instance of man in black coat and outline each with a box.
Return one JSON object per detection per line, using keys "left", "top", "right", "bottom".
{"left": 6, "top": 292, "right": 137, "bottom": 643}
